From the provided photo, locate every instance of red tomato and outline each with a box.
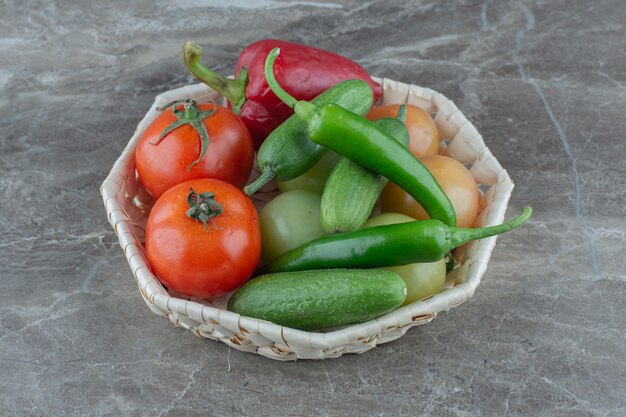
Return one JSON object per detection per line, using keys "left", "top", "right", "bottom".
{"left": 380, "top": 155, "right": 479, "bottom": 228}
{"left": 135, "top": 100, "right": 254, "bottom": 199}
{"left": 145, "top": 178, "right": 261, "bottom": 299}
{"left": 366, "top": 103, "right": 440, "bottom": 157}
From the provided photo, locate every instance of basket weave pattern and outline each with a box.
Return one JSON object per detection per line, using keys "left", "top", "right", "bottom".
{"left": 100, "top": 78, "right": 513, "bottom": 361}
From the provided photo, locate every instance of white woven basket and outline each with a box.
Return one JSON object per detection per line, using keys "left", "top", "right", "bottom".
{"left": 101, "top": 77, "right": 513, "bottom": 361}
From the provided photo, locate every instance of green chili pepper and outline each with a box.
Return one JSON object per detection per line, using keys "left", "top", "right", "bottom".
{"left": 264, "top": 47, "right": 457, "bottom": 227}
{"left": 263, "top": 207, "right": 532, "bottom": 273}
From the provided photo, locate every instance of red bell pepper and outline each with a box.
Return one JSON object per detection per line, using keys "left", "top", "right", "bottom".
{"left": 182, "top": 39, "right": 382, "bottom": 149}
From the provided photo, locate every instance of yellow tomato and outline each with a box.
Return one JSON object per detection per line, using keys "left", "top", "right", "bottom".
{"left": 366, "top": 103, "right": 440, "bottom": 157}
{"left": 364, "top": 213, "right": 446, "bottom": 305}
{"left": 380, "top": 155, "right": 479, "bottom": 228}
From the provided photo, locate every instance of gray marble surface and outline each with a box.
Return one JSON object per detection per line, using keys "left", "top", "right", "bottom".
{"left": 2, "top": 0, "right": 625, "bottom": 416}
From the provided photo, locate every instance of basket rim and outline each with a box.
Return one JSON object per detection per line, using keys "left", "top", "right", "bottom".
{"left": 101, "top": 77, "right": 514, "bottom": 359}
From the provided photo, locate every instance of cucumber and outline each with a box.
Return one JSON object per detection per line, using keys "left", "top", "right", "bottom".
{"left": 227, "top": 269, "right": 407, "bottom": 331}
{"left": 244, "top": 79, "right": 374, "bottom": 196}
{"left": 320, "top": 107, "right": 410, "bottom": 233}
{"left": 276, "top": 151, "right": 341, "bottom": 195}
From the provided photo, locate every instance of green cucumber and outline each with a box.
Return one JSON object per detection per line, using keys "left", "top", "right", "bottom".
{"left": 244, "top": 79, "right": 374, "bottom": 196}
{"left": 320, "top": 106, "right": 410, "bottom": 234}
{"left": 227, "top": 269, "right": 407, "bottom": 331}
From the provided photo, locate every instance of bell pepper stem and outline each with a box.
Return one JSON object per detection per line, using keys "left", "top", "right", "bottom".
{"left": 264, "top": 48, "right": 317, "bottom": 122}
{"left": 182, "top": 41, "right": 248, "bottom": 114}
{"left": 449, "top": 206, "right": 533, "bottom": 248}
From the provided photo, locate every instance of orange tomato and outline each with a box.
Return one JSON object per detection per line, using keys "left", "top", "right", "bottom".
{"left": 366, "top": 103, "right": 439, "bottom": 157}
{"left": 145, "top": 178, "right": 261, "bottom": 299}
{"left": 380, "top": 155, "right": 479, "bottom": 228}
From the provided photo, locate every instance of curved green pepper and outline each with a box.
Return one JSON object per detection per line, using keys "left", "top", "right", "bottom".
{"left": 263, "top": 207, "right": 532, "bottom": 273}
{"left": 264, "top": 47, "right": 457, "bottom": 227}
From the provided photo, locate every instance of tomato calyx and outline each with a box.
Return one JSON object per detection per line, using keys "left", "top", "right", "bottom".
{"left": 185, "top": 187, "right": 223, "bottom": 233}
{"left": 151, "top": 99, "right": 216, "bottom": 171}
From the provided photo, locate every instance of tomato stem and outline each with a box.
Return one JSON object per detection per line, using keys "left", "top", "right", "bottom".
{"left": 151, "top": 99, "right": 216, "bottom": 171}
{"left": 396, "top": 104, "right": 407, "bottom": 124}
{"left": 186, "top": 188, "right": 223, "bottom": 233}
{"left": 445, "top": 253, "right": 455, "bottom": 272}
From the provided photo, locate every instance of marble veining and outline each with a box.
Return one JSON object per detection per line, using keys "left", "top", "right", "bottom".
{"left": 510, "top": 4, "right": 601, "bottom": 279}
{"left": 1, "top": 0, "right": 625, "bottom": 416}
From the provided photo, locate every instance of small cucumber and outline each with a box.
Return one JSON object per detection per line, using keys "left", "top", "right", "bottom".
{"left": 320, "top": 106, "right": 410, "bottom": 233}
{"left": 276, "top": 151, "right": 341, "bottom": 195}
{"left": 244, "top": 79, "right": 374, "bottom": 196}
{"left": 227, "top": 269, "right": 407, "bottom": 331}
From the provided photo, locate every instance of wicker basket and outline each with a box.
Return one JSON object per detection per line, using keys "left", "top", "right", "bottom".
{"left": 100, "top": 77, "right": 513, "bottom": 361}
